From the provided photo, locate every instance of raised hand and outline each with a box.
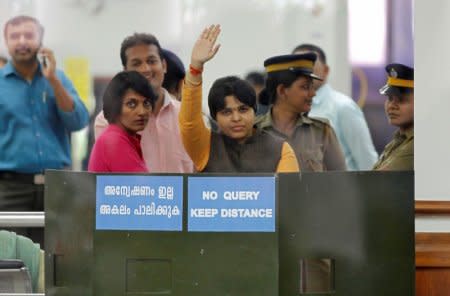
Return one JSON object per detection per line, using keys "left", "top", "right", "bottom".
{"left": 190, "top": 24, "right": 221, "bottom": 70}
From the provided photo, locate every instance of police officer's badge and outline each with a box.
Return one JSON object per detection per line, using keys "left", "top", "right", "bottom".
{"left": 389, "top": 68, "right": 398, "bottom": 78}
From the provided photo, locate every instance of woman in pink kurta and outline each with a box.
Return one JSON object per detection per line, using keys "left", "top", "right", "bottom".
{"left": 88, "top": 71, "right": 157, "bottom": 172}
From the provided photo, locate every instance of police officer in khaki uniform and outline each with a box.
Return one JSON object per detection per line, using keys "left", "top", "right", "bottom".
{"left": 373, "top": 63, "right": 414, "bottom": 171}
{"left": 255, "top": 54, "right": 346, "bottom": 172}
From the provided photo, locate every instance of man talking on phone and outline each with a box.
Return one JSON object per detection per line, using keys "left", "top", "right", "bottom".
{"left": 0, "top": 15, "right": 89, "bottom": 245}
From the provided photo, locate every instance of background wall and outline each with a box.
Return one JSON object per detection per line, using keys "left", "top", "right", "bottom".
{"left": 0, "top": 0, "right": 350, "bottom": 95}
{"left": 414, "top": 0, "right": 450, "bottom": 231}
{"left": 415, "top": 0, "right": 450, "bottom": 201}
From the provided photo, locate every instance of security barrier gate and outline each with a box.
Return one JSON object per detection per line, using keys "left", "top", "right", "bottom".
{"left": 45, "top": 171, "right": 414, "bottom": 296}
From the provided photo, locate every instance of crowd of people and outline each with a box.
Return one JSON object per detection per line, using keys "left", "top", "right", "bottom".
{"left": 0, "top": 16, "right": 414, "bottom": 247}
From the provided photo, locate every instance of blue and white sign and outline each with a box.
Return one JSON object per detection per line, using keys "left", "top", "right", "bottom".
{"left": 188, "top": 176, "right": 276, "bottom": 232}
{"left": 96, "top": 175, "right": 183, "bottom": 231}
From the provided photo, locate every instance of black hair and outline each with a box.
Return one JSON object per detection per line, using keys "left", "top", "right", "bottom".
{"left": 162, "top": 72, "right": 182, "bottom": 97}
{"left": 244, "top": 71, "right": 266, "bottom": 87}
{"left": 395, "top": 87, "right": 414, "bottom": 95}
{"left": 103, "top": 71, "right": 157, "bottom": 124}
{"left": 263, "top": 71, "right": 311, "bottom": 105}
{"left": 208, "top": 76, "right": 257, "bottom": 119}
{"left": 3, "top": 15, "right": 44, "bottom": 42}
{"left": 292, "top": 43, "right": 327, "bottom": 64}
{"left": 162, "top": 49, "right": 185, "bottom": 95}
{"left": 120, "top": 33, "right": 164, "bottom": 67}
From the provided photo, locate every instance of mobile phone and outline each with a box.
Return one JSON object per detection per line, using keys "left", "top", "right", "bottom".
{"left": 38, "top": 54, "right": 47, "bottom": 68}
{"left": 41, "top": 56, "right": 47, "bottom": 68}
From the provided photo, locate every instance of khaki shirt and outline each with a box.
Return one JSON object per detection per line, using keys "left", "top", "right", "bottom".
{"left": 373, "top": 128, "right": 414, "bottom": 171}
{"left": 256, "top": 111, "right": 347, "bottom": 172}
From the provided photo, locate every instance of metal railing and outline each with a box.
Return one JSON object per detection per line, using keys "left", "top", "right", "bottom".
{"left": 0, "top": 212, "right": 45, "bottom": 227}
{"left": 0, "top": 294, "right": 45, "bottom": 296}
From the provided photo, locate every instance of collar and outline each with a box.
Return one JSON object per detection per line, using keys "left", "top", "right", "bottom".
{"left": 313, "top": 83, "right": 331, "bottom": 106}
{"left": 160, "top": 88, "right": 179, "bottom": 109}
{"left": 256, "top": 107, "right": 313, "bottom": 129}
{"left": 298, "top": 113, "right": 313, "bottom": 125}
{"left": 110, "top": 124, "right": 142, "bottom": 140}
{"left": 161, "top": 88, "right": 172, "bottom": 107}
{"left": 397, "top": 127, "right": 414, "bottom": 140}
{"left": 2, "top": 62, "right": 16, "bottom": 77}
{"left": 150, "top": 88, "right": 180, "bottom": 115}
{"left": 255, "top": 109, "right": 275, "bottom": 129}
{"left": 2, "top": 61, "right": 43, "bottom": 79}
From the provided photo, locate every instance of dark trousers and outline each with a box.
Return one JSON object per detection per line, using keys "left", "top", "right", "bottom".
{"left": 0, "top": 178, "right": 44, "bottom": 248}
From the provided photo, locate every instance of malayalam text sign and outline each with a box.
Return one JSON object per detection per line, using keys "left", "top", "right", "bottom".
{"left": 96, "top": 175, "right": 183, "bottom": 231}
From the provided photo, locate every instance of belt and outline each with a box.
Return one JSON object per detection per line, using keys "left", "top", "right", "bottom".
{"left": 0, "top": 171, "right": 45, "bottom": 185}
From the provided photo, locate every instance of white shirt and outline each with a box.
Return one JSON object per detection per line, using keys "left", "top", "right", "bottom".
{"left": 309, "top": 84, "right": 378, "bottom": 170}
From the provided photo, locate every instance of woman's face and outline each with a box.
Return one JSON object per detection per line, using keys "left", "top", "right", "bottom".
{"left": 216, "top": 95, "right": 255, "bottom": 143}
{"left": 384, "top": 92, "right": 414, "bottom": 131}
{"left": 279, "top": 76, "right": 316, "bottom": 113}
{"left": 117, "top": 89, "right": 152, "bottom": 133}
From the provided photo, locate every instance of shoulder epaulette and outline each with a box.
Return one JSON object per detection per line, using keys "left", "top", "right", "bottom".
{"left": 306, "top": 115, "right": 331, "bottom": 127}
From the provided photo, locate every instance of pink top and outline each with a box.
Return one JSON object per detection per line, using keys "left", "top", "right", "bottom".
{"left": 94, "top": 89, "right": 194, "bottom": 173}
{"left": 88, "top": 124, "right": 148, "bottom": 173}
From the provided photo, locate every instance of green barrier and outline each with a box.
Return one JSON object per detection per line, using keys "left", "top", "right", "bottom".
{"left": 45, "top": 171, "right": 414, "bottom": 296}
{"left": 278, "top": 171, "right": 414, "bottom": 295}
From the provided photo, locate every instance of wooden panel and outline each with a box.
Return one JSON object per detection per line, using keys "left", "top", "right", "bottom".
{"left": 416, "top": 233, "right": 450, "bottom": 267}
{"left": 416, "top": 233, "right": 450, "bottom": 296}
{"left": 415, "top": 200, "right": 450, "bottom": 215}
{"left": 416, "top": 268, "right": 450, "bottom": 296}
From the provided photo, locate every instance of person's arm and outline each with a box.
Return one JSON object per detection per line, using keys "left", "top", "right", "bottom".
{"left": 179, "top": 24, "right": 221, "bottom": 171}
{"left": 276, "top": 142, "right": 300, "bottom": 172}
{"left": 40, "top": 47, "right": 89, "bottom": 131}
{"left": 338, "top": 103, "right": 378, "bottom": 170}
{"left": 40, "top": 47, "right": 74, "bottom": 112}
{"left": 179, "top": 83, "right": 211, "bottom": 171}
{"left": 323, "top": 124, "right": 347, "bottom": 171}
